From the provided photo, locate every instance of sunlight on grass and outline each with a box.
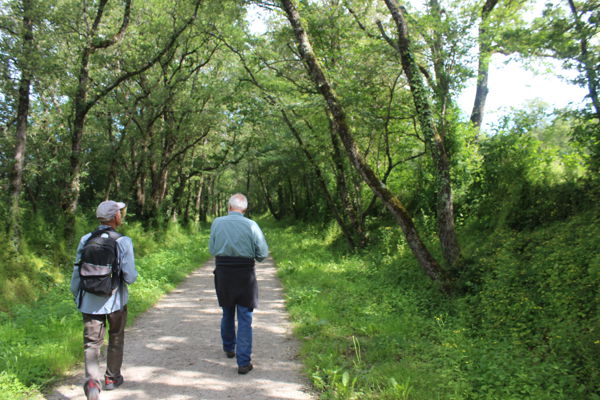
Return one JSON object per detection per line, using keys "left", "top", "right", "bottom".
{"left": 268, "top": 215, "right": 599, "bottom": 399}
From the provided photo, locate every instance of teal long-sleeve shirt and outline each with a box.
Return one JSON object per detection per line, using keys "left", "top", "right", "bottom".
{"left": 209, "top": 212, "right": 269, "bottom": 261}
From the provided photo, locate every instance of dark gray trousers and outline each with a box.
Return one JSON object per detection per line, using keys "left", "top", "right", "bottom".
{"left": 82, "top": 305, "right": 127, "bottom": 384}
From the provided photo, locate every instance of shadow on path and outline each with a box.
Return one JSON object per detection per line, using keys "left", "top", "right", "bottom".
{"left": 46, "top": 257, "right": 315, "bottom": 400}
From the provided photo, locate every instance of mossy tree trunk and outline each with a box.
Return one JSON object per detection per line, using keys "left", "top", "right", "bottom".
{"left": 280, "top": 0, "right": 447, "bottom": 286}
{"left": 383, "top": 0, "right": 461, "bottom": 272}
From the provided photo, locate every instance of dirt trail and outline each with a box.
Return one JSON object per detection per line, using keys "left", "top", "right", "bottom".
{"left": 47, "top": 257, "right": 315, "bottom": 400}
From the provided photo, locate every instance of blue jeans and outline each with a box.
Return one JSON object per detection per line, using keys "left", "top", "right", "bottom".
{"left": 221, "top": 305, "right": 253, "bottom": 366}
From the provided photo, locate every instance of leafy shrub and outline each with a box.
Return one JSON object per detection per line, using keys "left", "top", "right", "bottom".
{"left": 267, "top": 208, "right": 600, "bottom": 399}
{"left": 466, "top": 105, "right": 589, "bottom": 230}
{"left": 461, "top": 209, "right": 600, "bottom": 398}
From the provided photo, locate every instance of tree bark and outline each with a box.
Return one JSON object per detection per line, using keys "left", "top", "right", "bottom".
{"left": 383, "top": 0, "right": 461, "bottom": 271}
{"left": 64, "top": 0, "right": 202, "bottom": 226}
{"left": 103, "top": 113, "right": 126, "bottom": 200}
{"left": 193, "top": 177, "right": 205, "bottom": 224}
{"left": 9, "top": 0, "right": 34, "bottom": 247}
{"left": 325, "top": 110, "right": 367, "bottom": 247}
{"left": 64, "top": 0, "right": 132, "bottom": 219}
{"left": 281, "top": 109, "right": 359, "bottom": 247}
{"left": 257, "top": 172, "right": 280, "bottom": 220}
{"left": 470, "top": 0, "right": 499, "bottom": 130}
{"left": 280, "top": 0, "right": 445, "bottom": 284}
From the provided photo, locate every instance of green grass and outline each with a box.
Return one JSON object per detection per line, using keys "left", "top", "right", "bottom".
{"left": 264, "top": 212, "right": 600, "bottom": 400}
{"left": 266, "top": 221, "right": 450, "bottom": 399}
{"left": 2, "top": 211, "right": 598, "bottom": 400}
{"left": 0, "top": 222, "right": 211, "bottom": 400}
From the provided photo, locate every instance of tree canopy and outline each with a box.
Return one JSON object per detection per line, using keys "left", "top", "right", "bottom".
{"left": 1, "top": 0, "right": 598, "bottom": 284}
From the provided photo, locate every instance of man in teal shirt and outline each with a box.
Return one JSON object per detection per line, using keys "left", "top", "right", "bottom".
{"left": 209, "top": 193, "right": 268, "bottom": 374}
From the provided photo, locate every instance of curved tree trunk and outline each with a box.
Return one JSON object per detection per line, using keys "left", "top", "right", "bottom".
{"left": 383, "top": 0, "right": 461, "bottom": 270}
{"left": 63, "top": 0, "right": 201, "bottom": 233}
{"left": 64, "top": 0, "right": 133, "bottom": 237}
{"left": 280, "top": 0, "right": 446, "bottom": 285}
{"left": 281, "top": 109, "right": 360, "bottom": 248}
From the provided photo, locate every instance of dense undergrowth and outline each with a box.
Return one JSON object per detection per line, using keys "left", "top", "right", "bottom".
{"left": 0, "top": 219, "right": 210, "bottom": 400}
{"left": 1, "top": 204, "right": 598, "bottom": 400}
{"left": 264, "top": 207, "right": 600, "bottom": 400}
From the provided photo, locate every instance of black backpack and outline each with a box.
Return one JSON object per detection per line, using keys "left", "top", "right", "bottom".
{"left": 77, "top": 227, "right": 123, "bottom": 298}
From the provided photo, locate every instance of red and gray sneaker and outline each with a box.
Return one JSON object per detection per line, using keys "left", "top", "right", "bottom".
{"left": 104, "top": 375, "right": 124, "bottom": 390}
{"left": 84, "top": 379, "right": 101, "bottom": 400}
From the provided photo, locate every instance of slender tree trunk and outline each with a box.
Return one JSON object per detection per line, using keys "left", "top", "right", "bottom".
{"left": 170, "top": 164, "right": 187, "bottom": 221}
{"left": 132, "top": 110, "right": 155, "bottom": 220}
{"left": 383, "top": 0, "right": 461, "bottom": 270}
{"left": 245, "top": 168, "right": 251, "bottom": 197}
{"left": 194, "top": 177, "right": 204, "bottom": 223}
{"left": 135, "top": 168, "right": 147, "bottom": 218}
{"left": 9, "top": 0, "right": 33, "bottom": 247}
{"left": 257, "top": 173, "right": 280, "bottom": 220}
{"left": 470, "top": 50, "right": 490, "bottom": 129}
{"left": 470, "top": 0, "right": 499, "bottom": 130}
{"left": 326, "top": 110, "right": 367, "bottom": 246}
{"left": 277, "top": 184, "right": 286, "bottom": 218}
{"left": 64, "top": 0, "right": 132, "bottom": 227}
{"left": 103, "top": 113, "right": 121, "bottom": 200}
{"left": 183, "top": 180, "right": 193, "bottom": 223}
{"left": 149, "top": 167, "right": 169, "bottom": 220}
{"left": 281, "top": 110, "right": 358, "bottom": 246}
{"left": 209, "top": 175, "right": 218, "bottom": 218}
{"left": 65, "top": 57, "right": 90, "bottom": 216}
{"left": 280, "top": 0, "right": 446, "bottom": 285}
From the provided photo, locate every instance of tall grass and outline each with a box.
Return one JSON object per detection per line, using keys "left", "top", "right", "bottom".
{"left": 264, "top": 210, "right": 600, "bottom": 400}
{"left": 0, "top": 220, "right": 210, "bottom": 400}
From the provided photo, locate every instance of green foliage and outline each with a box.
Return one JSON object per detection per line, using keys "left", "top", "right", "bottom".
{"left": 266, "top": 208, "right": 600, "bottom": 399}
{"left": 0, "top": 220, "right": 210, "bottom": 398}
{"left": 0, "top": 210, "right": 99, "bottom": 312}
{"left": 0, "top": 372, "right": 43, "bottom": 400}
{"left": 0, "top": 287, "right": 80, "bottom": 392}
{"left": 467, "top": 104, "right": 590, "bottom": 230}
{"left": 267, "top": 220, "right": 452, "bottom": 399}
{"left": 460, "top": 209, "right": 600, "bottom": 398}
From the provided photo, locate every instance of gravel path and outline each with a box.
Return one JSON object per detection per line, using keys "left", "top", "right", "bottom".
{"left": 46, "top": 257, "right": 315, "bottom": 400}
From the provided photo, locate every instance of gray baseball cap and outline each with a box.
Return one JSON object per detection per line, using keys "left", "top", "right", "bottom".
{"left": 96, "top": 200, "right": 126, "bottom": 221}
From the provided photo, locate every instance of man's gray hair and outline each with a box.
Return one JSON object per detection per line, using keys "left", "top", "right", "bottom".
{"left": 228, "top": 193, "right": 248, "bottom": 211}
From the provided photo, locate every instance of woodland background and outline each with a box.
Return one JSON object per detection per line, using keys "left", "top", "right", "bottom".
{"left": 0, "top": 0, "right": 599, "bottom": 398}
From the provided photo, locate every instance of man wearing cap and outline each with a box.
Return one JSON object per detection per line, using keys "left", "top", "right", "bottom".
{"left": 209, "top": 193, "right": 269, "bottom": 375}
{"left": 70, "top": 200, "right": 137, "bottom": 400}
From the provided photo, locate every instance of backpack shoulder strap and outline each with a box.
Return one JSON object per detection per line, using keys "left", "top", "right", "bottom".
{"left": 106, "top": 230, "right": 124, "bottom": 277}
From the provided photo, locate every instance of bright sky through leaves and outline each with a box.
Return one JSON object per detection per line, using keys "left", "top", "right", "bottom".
{"left": 246, "top": 4, "right": 588, "bottom": 130}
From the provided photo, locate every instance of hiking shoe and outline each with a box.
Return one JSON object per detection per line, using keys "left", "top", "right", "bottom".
{"left": 84, "top": 379, "right": 101, "bottom": 400}
{"left": 225, "top": 351, "right": 235, "bottom": 359}
{"left": 104, "top": 375, "right": 124, "bottom": 390}
{"left": 238, "top": 364, "right": 253, "bottom": 375}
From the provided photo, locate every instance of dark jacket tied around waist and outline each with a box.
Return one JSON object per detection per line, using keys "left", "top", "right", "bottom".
{"left": 214, "top": 256, "right": 258, "bottom": 309}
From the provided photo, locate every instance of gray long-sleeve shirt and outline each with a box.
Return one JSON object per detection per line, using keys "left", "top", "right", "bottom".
{"left": 209, "top": 212, "right": 269, "bottom": 261}
{"left": 70, "top": 225, "right": 137, "bottom": 314}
